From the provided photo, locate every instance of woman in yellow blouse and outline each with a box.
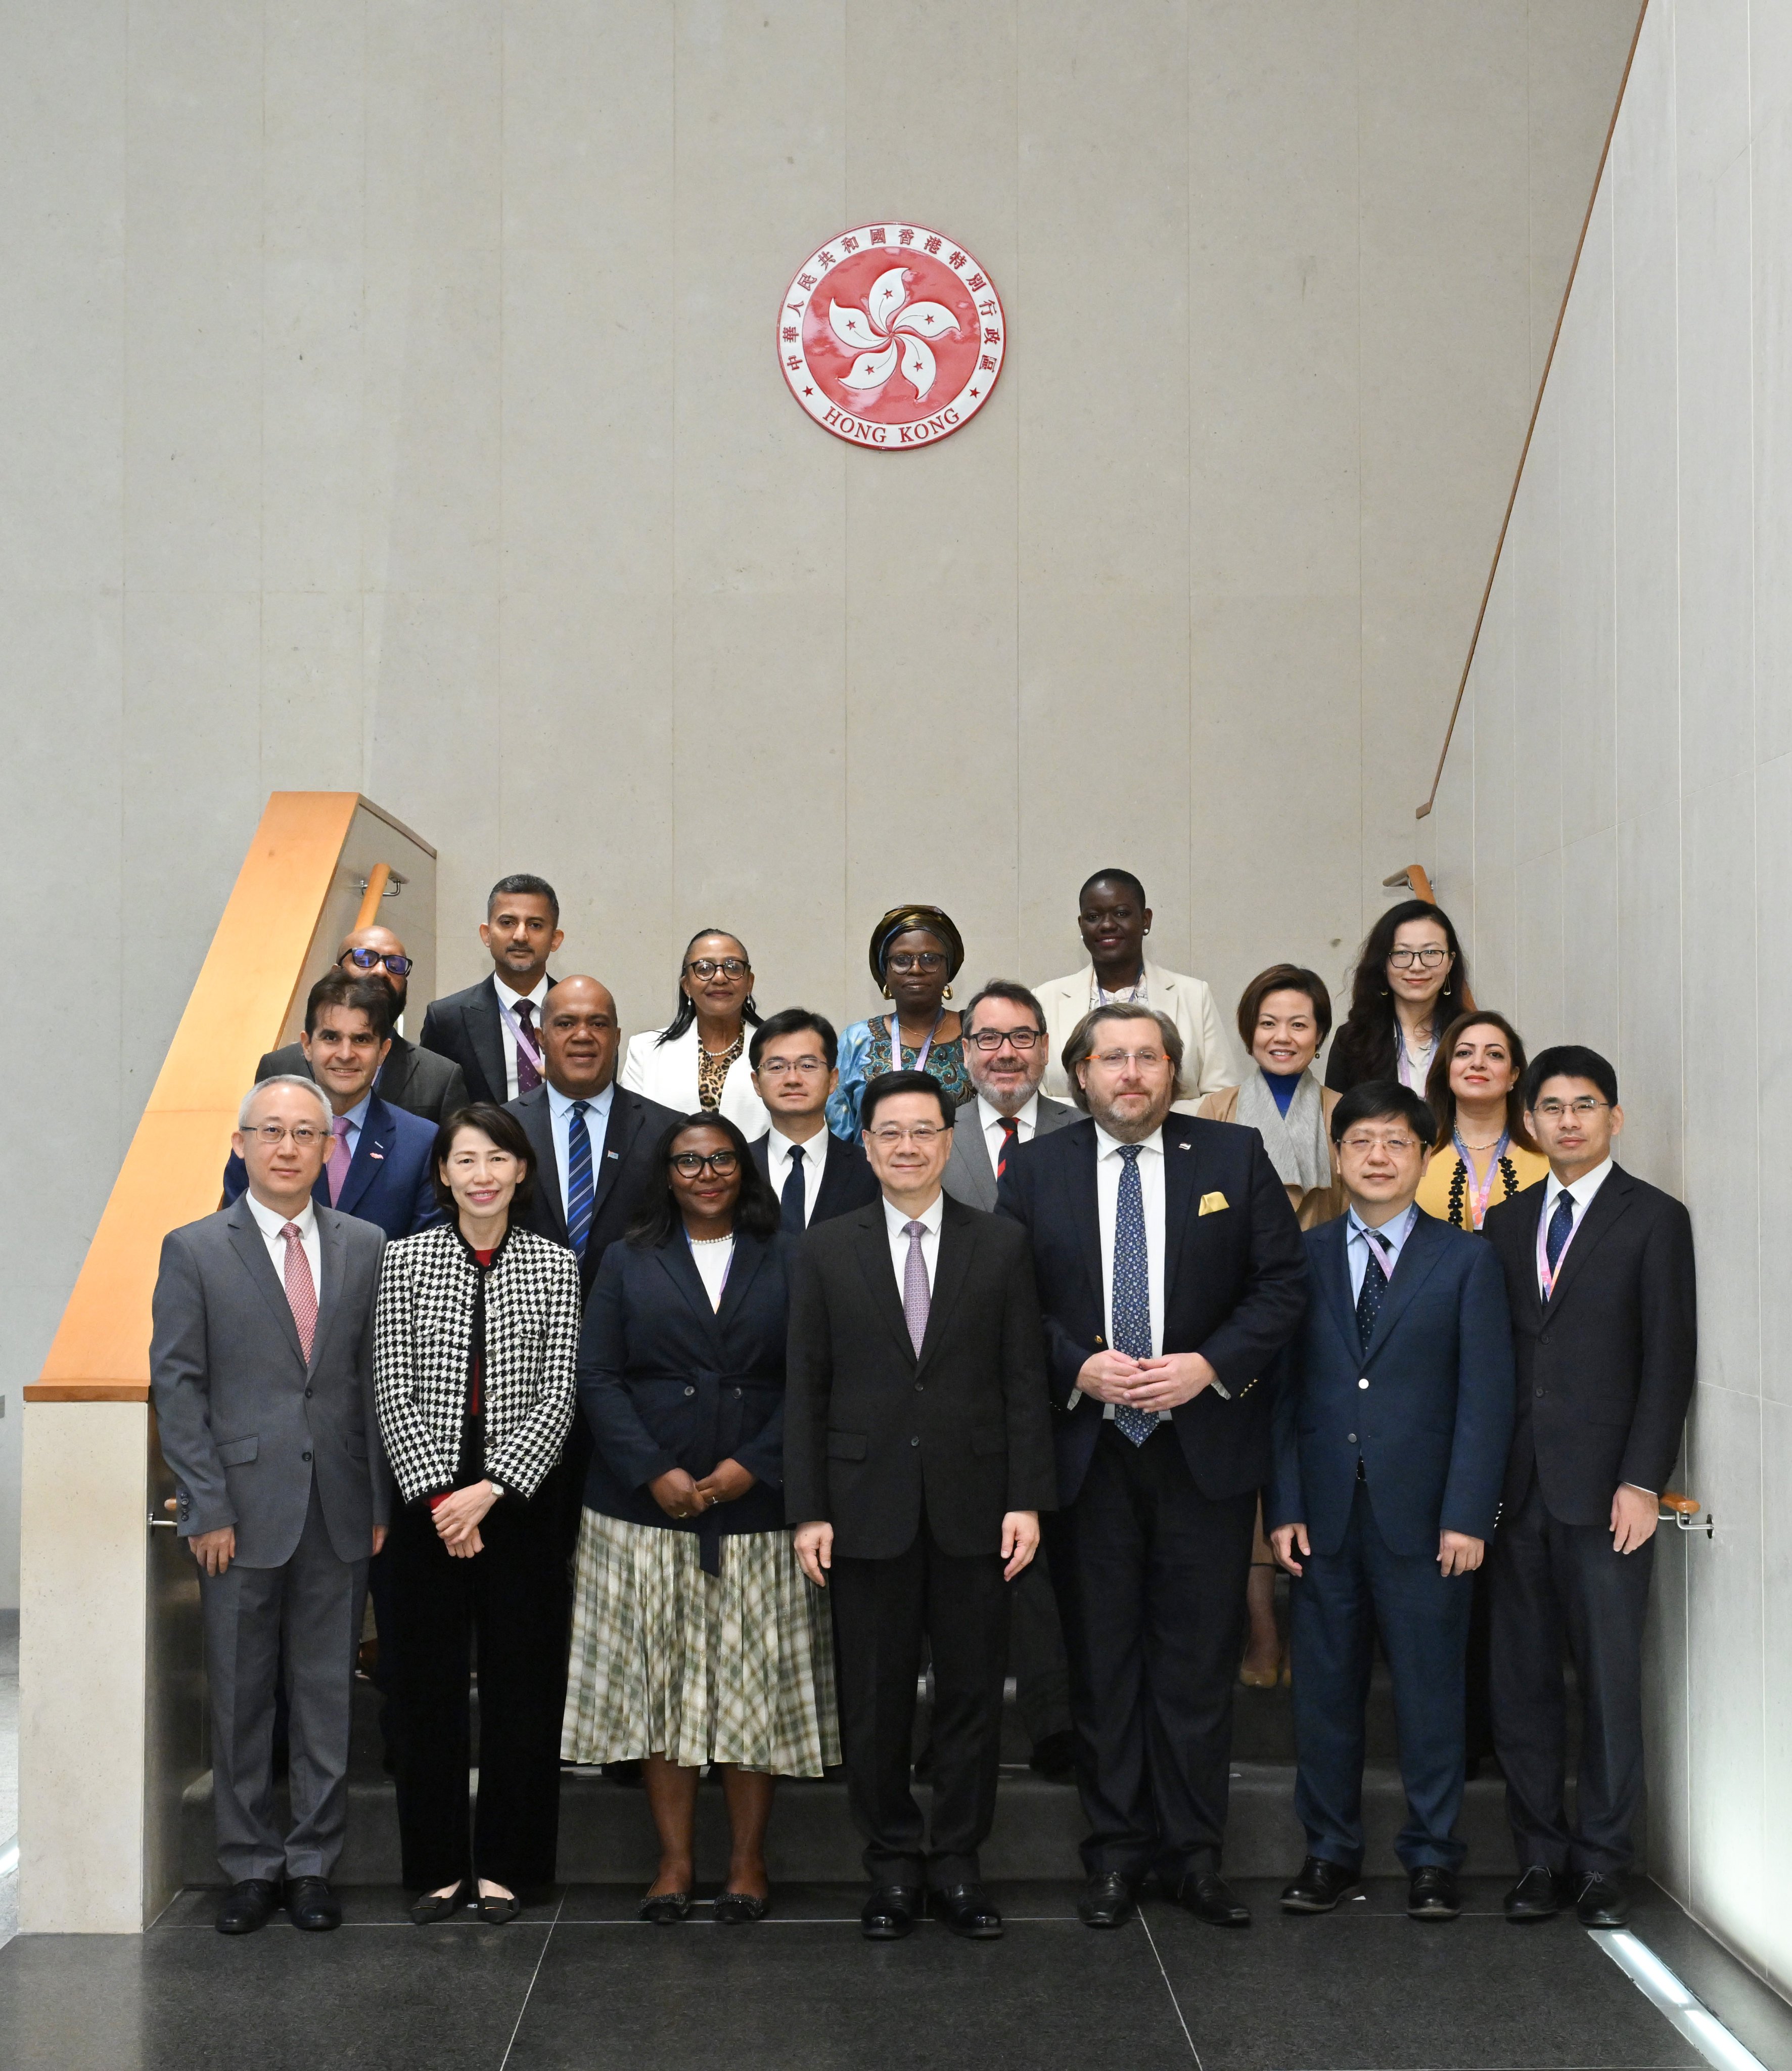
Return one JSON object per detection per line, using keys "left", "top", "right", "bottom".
{"left": 1416, "top": 1010, "right": 1549, "bottom": 1230}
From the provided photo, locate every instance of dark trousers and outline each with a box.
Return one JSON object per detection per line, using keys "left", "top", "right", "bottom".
{"left": 1045, "top": 1422, "right": 1256, "bottom": 1882}
{"left": 387, "top": 1484, "right": 570, "bottom": 1894}
{"left": 1009, "top": 1548, "right": 1073, "bottom": 1748}
{"left": 1489, "top": 1475, "right": 1653, "bottom": 1876}
{"left": 1291, "top": 1480, "right": 1474, "bottom": 1872}
{"left": 200, "top": 1480, "right": 366, "bottom": 1884}
{"left": 830, "top": 1509, "right": 1009, "bottom": 1888}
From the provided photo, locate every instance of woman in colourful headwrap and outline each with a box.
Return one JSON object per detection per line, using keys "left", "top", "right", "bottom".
{"left": 825, "top": 905, "right": 974, "bottom": 1138}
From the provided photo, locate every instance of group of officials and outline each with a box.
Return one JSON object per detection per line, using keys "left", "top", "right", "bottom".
{"left": 150, "top": 869, "right": 1696, "bottom": 1944}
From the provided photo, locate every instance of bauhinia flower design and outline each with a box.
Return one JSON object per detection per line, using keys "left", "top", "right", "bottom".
{"left": 828, "top": 266, "right": 961, "bottom": 402}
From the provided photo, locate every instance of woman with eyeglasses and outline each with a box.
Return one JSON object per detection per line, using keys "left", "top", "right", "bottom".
{"left": 562, "top": 1113, "right": 837, "bottom": 1925}
{"left": 621, "top": 929, "right": 769, "bottom": 1138}
{"left": 1323, "top": 898, "right": 1471, "bottom": 1097}
{"left": 1416, "top": 1011, "right": 1550, "bottom": 1231}
{"left": 374, "top": 1103, "right": 582, "bottom": 1925}
{"left": 826, "top": 904, "right": 974, "bottom": 1137}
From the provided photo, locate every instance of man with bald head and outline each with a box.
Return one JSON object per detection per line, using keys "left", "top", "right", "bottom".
{"left": 257, "top": 925, "right": 469, "bottom": 1124}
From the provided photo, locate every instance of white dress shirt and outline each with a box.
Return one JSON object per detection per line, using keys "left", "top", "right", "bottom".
{"left": 764, "top": 1125, "right": 829, "bottom": 1227}
{"left": 1090, "top": 1125, "right": 1167, "bottom": 1420}
{"left": 977, "top": 1091, "right": 1040, "bottom": 1176}
{"left": 1346, "top": 1201, "right": 1420, "bottom": 1301}
{"left": 1535, "top": 1156, "right": 1614, "bottom": 1298}
{"left": 244, "top": 1189, "right": 323, "bottom": 1311}
{"left": 882, "top": 1189, "right": 943, "bottom": 1297}
{"left": 494, "top": 974, "right": 550, "bottom": 1103}
{"left": 546, "top": 1080, "right": 615, "bottom": 1228}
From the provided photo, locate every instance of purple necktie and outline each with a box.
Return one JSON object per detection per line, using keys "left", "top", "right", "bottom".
{"left": 902, "top": 1220, "right": 931, "bottom": 1357}
{"left": 514, "top": 999, "right": 541, "bottom": 1095}
{"left": 326, "top": 1115, "right": 352, "bottom": 1205}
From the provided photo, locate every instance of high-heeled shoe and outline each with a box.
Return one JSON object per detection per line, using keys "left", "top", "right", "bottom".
{"left": 1238, "top": 1653, "right": 1280, "bottom": 1689}
{"left": 409, "top": 1883, "right": 466, "bottom": 1925}
{"left": 638, "top": 1889, "right": 692, "bottom": 1924}
{"left": 713, "top": 1890, "right": 768, "bottom": 1924}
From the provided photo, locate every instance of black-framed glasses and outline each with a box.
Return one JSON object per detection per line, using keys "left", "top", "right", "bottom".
{"left": 670, "top": 1149, "right": 740, "bottom": 1176}
{"left": 965, "top": 1027, "right": 1043, "bottom": 1052}
{"left": 1387, "top": 947, "right": 1450, "bottom": 971}
{"left": 885, "top": 951, "right": 947, "bottom": 974}
{"left": 685, "top": 957, "right": 748, "bottom": 980}
{"left": 341, "top": 948, "right": 413, "bottom": 976}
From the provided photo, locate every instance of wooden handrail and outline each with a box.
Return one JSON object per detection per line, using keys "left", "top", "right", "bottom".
{"left": 1414, "top": 0, "right": 1652, "bottom": 821}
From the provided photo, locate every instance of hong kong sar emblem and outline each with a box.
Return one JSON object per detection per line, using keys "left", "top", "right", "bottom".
{"left": 776, "top": 223, "right": 1005, "bottom": 449}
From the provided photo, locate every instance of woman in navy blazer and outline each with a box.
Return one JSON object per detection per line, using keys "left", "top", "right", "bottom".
{"left": 561, "top": 1111, "right": 839, "bottom": 1927}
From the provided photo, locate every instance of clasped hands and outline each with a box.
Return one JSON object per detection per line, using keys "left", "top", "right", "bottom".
{"left": 1076, "top": 1347, "right": 1217, "bottom": 1413}
{"left": 648, "top": 1457, "right": 757, "bottom": 1524}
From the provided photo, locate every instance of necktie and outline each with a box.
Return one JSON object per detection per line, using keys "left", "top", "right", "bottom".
{"left": 281, "top": 1222, "right": 318, "bottom": 1363}
{"left": 565, "top": 1100, "right": 594, "bottom": 1257}
{"left": 780, "top": 1142, "right": 807, "bottom": 1233}
{"left": 514, "top": 999, "right": 541, "bottom": 1096}
{"left": 996, "top": 1115, "right": 1019, "bottom": 1181}
{"left": 1112, "top": 1145, "right": 1156, "bottom": 1446}
{"left": 326, "top": 1114, "right": 352, "bottom": 1205}
{"left": 1545, "top": 1190, "right": 1576, "bottom": 1284}
{"left": 902, "top": 1220, "right": 931, "bottom": 1357}
{"left": 1355, "top": 1226, "right": 1392, "bottom": 1355}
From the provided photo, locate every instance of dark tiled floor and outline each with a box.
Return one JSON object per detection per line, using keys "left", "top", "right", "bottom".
{"left": 2, "top": 1878, "right": 1786, "bottom": 2071}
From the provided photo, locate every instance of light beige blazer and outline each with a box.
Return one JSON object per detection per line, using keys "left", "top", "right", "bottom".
{"left": 1196, "top": 1079, "right": 1345, "bottom": 1230}
{"left": 1033, "top": 958, "right": 1237, "bottom": 1114}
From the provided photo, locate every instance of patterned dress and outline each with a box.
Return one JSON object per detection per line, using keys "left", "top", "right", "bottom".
{"left": 825, "top": 1015, "right": 974, "bottom": 1136}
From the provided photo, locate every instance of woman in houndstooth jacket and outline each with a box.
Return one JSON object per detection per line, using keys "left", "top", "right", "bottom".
{"left": 374, "top": 1102, "right": 582, "bottom": 1925}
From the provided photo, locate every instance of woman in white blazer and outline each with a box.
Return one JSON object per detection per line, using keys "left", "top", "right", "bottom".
{"left": 1033, "top": 868, "right": 1236, "bottom": 1111}
{"left": 621, "top": 929, "right": 771, "bottom": 1139}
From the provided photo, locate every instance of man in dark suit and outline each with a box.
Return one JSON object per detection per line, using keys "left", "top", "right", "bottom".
{"left": 420, "top": 873, "right": 563, "bottom": 1108}
{"left": 226, "top": 973, "right": 438, "bottom": 1241}
{"left": 997, "top": 1000, "right": 1307, "bottom": 1930}
{"left": 256, "top": 924, "right": 468, "bottom": 1124}
{"left": 505, "top": 974, "right": 680, "bottom": 1557}
{"left": 1269, "top": 1082, "right": 1514, "bottom": 1923}
{"left": 153, "top": 1075, "right": 388, "bottom": 1934}
{"left": 747, "top": 1006, "right": 878, "bottom": 1227}
{"left": 1481, "top": 1045, "right": 1696, "bottom": 1929}
{"left": 786, "top": 1070, "right": 1055, "bottom": 1943}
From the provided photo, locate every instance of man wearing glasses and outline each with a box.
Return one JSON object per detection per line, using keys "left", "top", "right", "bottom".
{"left": 256, "top": 924, "right": 469, "bottom": 1124}
{"left": 785, "top": 1071, "right": 1054, "bottom": 1943}
{"left": 942, "top": 981, "right": 1077, "bottom": 1213}
{"left": 1481, "top": 1046, "right": 1696, "bottom": 1929}
{"left": 996, "top": 1002, "right": 1308, "bottom": 1930}
{"left": 746, "top": 1008, "right": 878, "bottom": 1227}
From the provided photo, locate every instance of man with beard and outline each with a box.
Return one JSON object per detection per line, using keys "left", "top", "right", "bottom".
{"left": 257, "top": 925, "right": 468, "bottom": 1123}
{"left": 422, "top": 876, "right": 563, "bottom": 1108}
{"left": 997, "top": 1001, "right": 1307, "bottom": 1930}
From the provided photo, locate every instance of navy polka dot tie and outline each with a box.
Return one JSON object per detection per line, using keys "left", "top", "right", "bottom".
{"left": 1112, "top": 1145, "right": 1156, "bottom": 1446}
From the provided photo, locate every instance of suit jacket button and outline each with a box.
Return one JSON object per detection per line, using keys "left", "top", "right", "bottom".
{"left": 910, "top": 1435, "right": 920, "bottom": 1447}
{"left": 734, "top": 1387, "right": 742, "bottom": 1398}
{"left": 1535, "top": 1386, "right": 1545, "bottom": 1398}
{"left": 1357, "top": 1378, "right": 1369, "bottom": 1390}
{"left": 914, "top": 1381, "right": 924, "bottom": 1391}
{"left": 1347, "top": 1432, "right": 1357, "bottom": 1445}
{"left": 305, "top": 1386, "right": 314, "bottom": 1399}
{"left": 684, "top": 1385, "right": 696, "bottom": 1397}
{"left": 302, "top": 1450, "right": 312, "bottom": 1463}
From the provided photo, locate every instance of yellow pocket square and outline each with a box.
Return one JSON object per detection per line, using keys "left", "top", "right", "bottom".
{"left": 1199, "top": 1191, "right": 1229, "bottom": 1216}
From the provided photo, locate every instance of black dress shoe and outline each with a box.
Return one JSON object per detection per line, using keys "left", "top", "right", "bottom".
{"left": 216, "top": 1879, "right": 281, "bottom": 1935}
{"left": 1175, "top": 1871, "right": 1251, "bottom": 1927}
{"left": 1406, "top": 1866, "right": 1461, "bottom": 1921}
{"left": 1503, "top": 1864, "right": 1567, "bottom": 1922}
{"left": 408, "top": 1884, "right": 466, "bottom": 1925}
{"left": 1077, "top": 1872, "right": 1138, "bottom": 1929}
{"left": 1280, "top": 1856, "right": 1361, "bottom": 1914}
{"left": 713, "top": 1890, "right": 769, "bottom": 1924}
{"left": 1576, "top": 1871, "right": 1630, "bottom": 1927}
{"left": 931, "top": 1883, "right": 1003, "bottom": 1939}
{"left": 860, "top": 1885, "right": 923, "bottom": 1940}
{"left": 1027, "top": 1730, "right": 1081, "bottom": 1784}
{"left": 285, "top": 1876, "right": 342, "bottom": 1931}
{"left": 638, "top": 1889, "right": 692, "bottom": 1924}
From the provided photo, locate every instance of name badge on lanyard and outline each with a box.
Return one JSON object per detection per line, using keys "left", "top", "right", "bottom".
{"left": 888, "top": 1008, "right": 943, "bottom": 1074}
{"left": 497, "top": 997, "right": 545, "bottom": 1078}
{"left": 1536, "top": 1195, "right": 1574, "bottom": 1301}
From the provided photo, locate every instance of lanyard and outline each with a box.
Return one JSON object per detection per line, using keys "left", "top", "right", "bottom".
{"left": 1536, "top": 1189, "right": 1577, "bottom": 1300}
{"left": 888, "top": 1008, "right": 944, "bottom": 1075}
{"left": 1452, "top": 1129, "right": 1508, "bottom": 1230}
{"left": 496, "top": 994, "right": 545, "bottom": 1075}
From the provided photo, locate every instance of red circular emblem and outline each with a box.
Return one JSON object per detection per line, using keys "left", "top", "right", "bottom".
{"left": 777, "top": 223, "right": 1005, "bottom": 449}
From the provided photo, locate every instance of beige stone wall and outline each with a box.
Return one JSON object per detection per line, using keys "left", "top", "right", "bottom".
{"left": 0, "top": 0, "right": 1641, "bottom": 1603}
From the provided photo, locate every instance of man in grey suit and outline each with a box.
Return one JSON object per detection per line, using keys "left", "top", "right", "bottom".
{"left": 942, "top": 979, "right": 1079, "bottom": 1780}
{"left": 151, "top": 1075, "right": 390, "bottom": 1936}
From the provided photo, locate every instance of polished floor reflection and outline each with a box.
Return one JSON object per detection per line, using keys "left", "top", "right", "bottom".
{"left": 3, "top": 1876, "right": 1789, "bottom": 2071}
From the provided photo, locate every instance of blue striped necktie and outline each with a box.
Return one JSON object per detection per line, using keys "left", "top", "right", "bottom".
{"left": 566, "top": 1100, "right": 595, "bottom": 1258}
{"left": 1112, "top": 1144, "right": 1157, "bottom": 1446}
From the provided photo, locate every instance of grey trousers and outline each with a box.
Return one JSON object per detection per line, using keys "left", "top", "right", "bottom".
{"left": 199, "top": 1481, "right": 367, "bottom": 1883}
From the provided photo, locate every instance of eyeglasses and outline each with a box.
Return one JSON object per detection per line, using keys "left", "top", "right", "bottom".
{"left": 866, "top": 1124, "right": 946, "bottom": 1144}
{"left": 1532, "top": 1097, "right": 1610, "bottom": 1120}
{"left": 1340, "top": 1133, "right": 1421, "bottom": 1154}
{"left": 341, "top": 949, "right": 413, "bottom": 976}
{"left": 885, "top": 952, "right": 947, "bottom": 974}
{"left": 245, "top": 1122, "right": 327, "bottom": 1147}
{"left": 966, "top": 1028, "right": 1043, "bottom": 1052}
{"left": 1387, "top": 947, "right": 1450, "bottom": 971}
{"left": 757, "top": 1056, "right": 828, "bottom": 1078}
{"left": 685, "top": 957, "right": 748, "bottom": 980}
{"left": 670, "top": 1149, "right": 740, "bottom": 1176}
{"left": 1090, "top": 1049, "right": 1168, "bottom": 1070}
